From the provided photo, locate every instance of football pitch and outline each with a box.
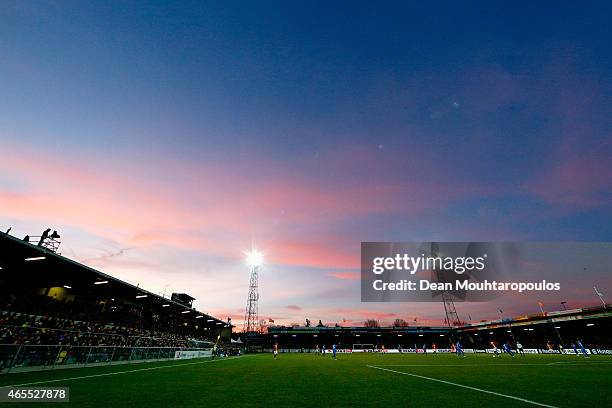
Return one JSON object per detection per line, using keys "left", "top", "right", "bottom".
{"left": 1, "top": 353, "right": 611, "bottom": 407}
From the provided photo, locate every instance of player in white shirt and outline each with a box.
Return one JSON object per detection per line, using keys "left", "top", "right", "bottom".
{"left": 491, "top": 341, "right": 500, "bottom": 357}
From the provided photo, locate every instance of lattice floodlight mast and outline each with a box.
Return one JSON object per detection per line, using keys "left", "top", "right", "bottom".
{"left": 441, "top": 290, "right": 461, "bottom": 327}
{"left": 243, "top": 250, "right": 262, "bottom": 334}
{"left": 430, "top": 242, "right": 461, "bottom": 327}
{"left": 243, "top": 265, "right": 259, "bottom": 333}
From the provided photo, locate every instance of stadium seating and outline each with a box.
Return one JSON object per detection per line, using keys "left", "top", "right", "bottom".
{"left": 0, "top": 291, "right": 217, "bottom": 347}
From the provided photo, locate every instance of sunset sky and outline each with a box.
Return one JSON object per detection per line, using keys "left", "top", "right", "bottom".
{"left": 1, "top": 1, "right": 611, "bottom": 327}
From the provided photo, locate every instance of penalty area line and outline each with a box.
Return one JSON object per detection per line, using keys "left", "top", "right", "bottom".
{"left": 1, "top": 355, "right": 251, "bottom": 388}
{"left": 366, "top": 365, "right": 558, "bottom": 408}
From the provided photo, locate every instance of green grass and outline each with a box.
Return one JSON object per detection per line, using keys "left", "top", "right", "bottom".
{"left": 1, "top": 353, "right": 611, "bottom": 407}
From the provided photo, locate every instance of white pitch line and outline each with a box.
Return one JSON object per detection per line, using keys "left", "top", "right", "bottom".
{"left": 547, "top": 360, "right": 612, "bottom": 366}
{"left": 0, "top": 355, "right": 250, "bottom": 388}
{"left": 367, "top": 365, "right": 558, "bottom": 408}
{"left": 376, "top": 361, "right": 612, "bottom": 368}
{"left": 374, "top": 363, "right": 554, "bottom": 367}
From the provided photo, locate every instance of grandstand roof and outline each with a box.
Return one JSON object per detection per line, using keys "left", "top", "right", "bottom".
{"left": 268, "top": 325, "right": 452, "bottom": 334}
{"left": 460, "top": 304, "right": 612, "bottom": 332}
{"left": 267, "top": 305, "right": 612, "bottom": 335}
{"left": 0, "top": 232, "right": 230, "bottom": 328}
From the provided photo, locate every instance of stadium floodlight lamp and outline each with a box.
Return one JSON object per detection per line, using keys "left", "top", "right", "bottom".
{"left": 162, "top": 304, "right": 170, "bottom": 307}
{"left": 196, "top": 315, "right": 203, "bottom": 319}
{"left": 94, "top": 280, "right": 109, "bottom": 285}
{"left": 136, "top": 294, "right": 148, "bottom": 299}
{"left": 439, "top": 334, "right": 444, "bottom": 337}
{"left": 216, "top": 322, "right": 223, "bottom": 325}
{"left": 397, "top": 334, "right": 402, "bottom": 337}
{"left": 245, "top": 249, "right": 264, "bottom": 267}
{"left": 63, "top": 285, "right": 72, "bottom": 289}
{"left": 507, "top": 330, "right": 512, "bottom": 333}
{"left": 207, "top": 319, "right": 214, "bottom": 322}
{"left": 586, "top": 323, "right": 595, "bottom": 327}
{"left": 554, "top": 326, "right": 561, "bottom": 329}
{"left": 25, "top": 256, "right": 46, "bottom": 262}
{"left": 181, "top": 310, "right": 190, "bottom": 314}
{"left": 0, "top": 266, "right": 3, "bottom": 270}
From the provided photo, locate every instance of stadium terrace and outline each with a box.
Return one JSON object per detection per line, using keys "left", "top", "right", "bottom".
{"left": 1, "top": 231, "right": 612, "bottom": 376}
{"left": 266, "top": 305, "right": 612, "bottom": 354}
{"left": 0, "top": 233, "right": 231, "bottom": 374}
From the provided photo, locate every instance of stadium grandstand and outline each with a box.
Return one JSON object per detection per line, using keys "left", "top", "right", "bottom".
{"left": 267, "top": 305, "right": 612, "bottom": 354}
{"left": 0, "top": 232, "right": 231, "bottom": 373}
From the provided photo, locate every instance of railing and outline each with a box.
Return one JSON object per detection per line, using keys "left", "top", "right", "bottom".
{"left": 0, "top": 345, "right": 211, "bottom": 374}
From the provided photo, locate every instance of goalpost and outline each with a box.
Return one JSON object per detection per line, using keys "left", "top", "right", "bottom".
{"left": 352, "top": 344, "right": 375, "bottom": 352}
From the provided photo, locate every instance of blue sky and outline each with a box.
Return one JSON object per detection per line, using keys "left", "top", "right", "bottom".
{"left": 1, "top": 1, "right": 611, "bottom": 326}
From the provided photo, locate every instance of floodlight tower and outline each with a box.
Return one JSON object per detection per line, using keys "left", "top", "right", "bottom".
{"left": 243, "top": 250, "right": 263, "bottom": 334}
{"left": 430, "top": 243, "right": 462, "bottom": 327}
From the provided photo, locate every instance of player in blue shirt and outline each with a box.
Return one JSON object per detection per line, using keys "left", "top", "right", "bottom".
{"left": 502, "top": 342, "right": 515, "bottom": 357}
{"left": 455, "top": 340, "right": 465, "bottom": 357}
{"left": 577, "top": 340, "right": 589, "bottom": 358}
{"left": 571, "top": 343, "right": 578, "bottom": 355}
{"left": 332, "top": 344, "right": 337, "bottom": 360}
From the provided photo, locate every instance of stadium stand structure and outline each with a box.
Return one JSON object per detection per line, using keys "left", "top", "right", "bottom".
{"left": 267, "top": 306, "right": 612, "bottom": 354}
{"left": 0, "top": 233, "right": 232, "bottom": 373}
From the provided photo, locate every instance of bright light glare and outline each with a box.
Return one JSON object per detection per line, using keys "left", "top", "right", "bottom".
{"left": 246, "top": 250, "right": 264, "bottom": 267}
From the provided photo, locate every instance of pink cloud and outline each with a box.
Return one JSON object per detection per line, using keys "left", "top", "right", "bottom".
{"left": 0, "top": 143, "right": 484, "bottom": 271}
{"left": 1, "top": 142, "right": 517, "bottom": 329}
{"left": 327, "top": 271, "right": 360, "bottom": 281}
{"left": 522, "top": 57, "right": 612, "bottom": 210}
{"left": 524, "top": 140, "right": 612, "bottom": 208}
